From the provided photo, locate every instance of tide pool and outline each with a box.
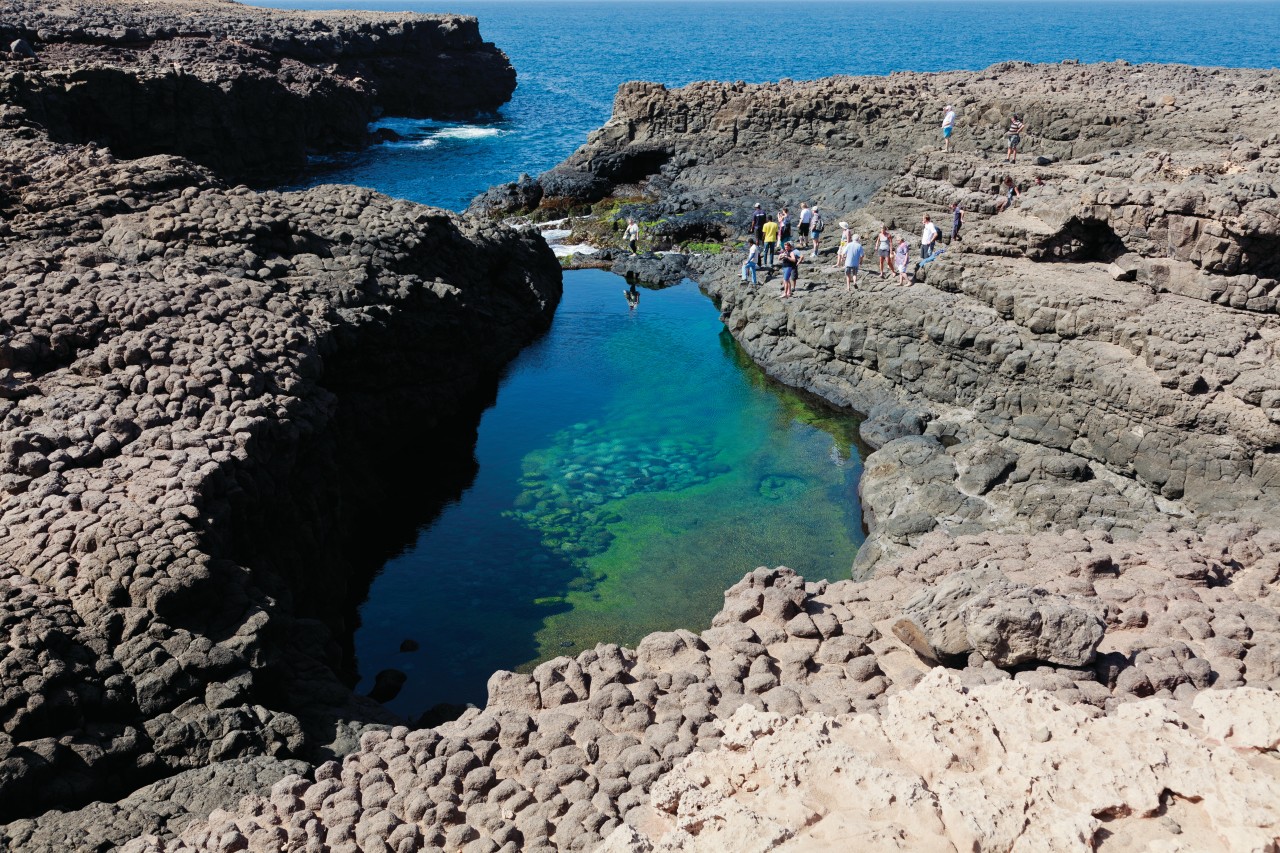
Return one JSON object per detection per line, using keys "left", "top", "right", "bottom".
{"left": 355, "top": 270, "right": 867, "bottom": 716}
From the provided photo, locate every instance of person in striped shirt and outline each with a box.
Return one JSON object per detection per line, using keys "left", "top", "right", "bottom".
{"left": 1007, "top": 114, "right": 1026, "bottom": 163}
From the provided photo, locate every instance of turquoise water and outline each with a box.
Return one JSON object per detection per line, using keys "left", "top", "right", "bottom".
{"left": 262, "top": 0, "right": 1280, "bottom": 210}
{"left": 355, "top": 271, "right": 866, "bottom": 715}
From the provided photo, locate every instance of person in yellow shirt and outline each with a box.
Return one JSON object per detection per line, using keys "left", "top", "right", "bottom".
{"left": 761, "top": 218, "right": 779, "bottom": 268}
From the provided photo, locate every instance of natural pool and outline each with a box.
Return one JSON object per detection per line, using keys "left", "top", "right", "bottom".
{"left": 355, "top": 269, "right": 867, "bottom": 717}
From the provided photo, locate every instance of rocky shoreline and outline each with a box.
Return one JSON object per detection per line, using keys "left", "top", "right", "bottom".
{"left": 4, "top": 15, "right": 1280, "bottom": 852}
{"left": 0, "top": 0, "right": 516, "bottom": 183}
{"left": 0, "top": 0, "right": 562, "bottom": 847}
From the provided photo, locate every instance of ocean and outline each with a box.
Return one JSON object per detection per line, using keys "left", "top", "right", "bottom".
{"left": 263, "top": 0, "right": 1280, "bottom": 211}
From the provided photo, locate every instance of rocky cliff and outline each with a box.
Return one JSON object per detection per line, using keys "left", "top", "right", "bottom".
{"left": 0, "top": 0, "right": 516, "bottom": 183}
{"left": 0, "top": 1, "right": 561, "bottom": 844}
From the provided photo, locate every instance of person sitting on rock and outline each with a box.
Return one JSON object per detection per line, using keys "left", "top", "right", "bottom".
{"left": 996, "top": 176, "right": 1020, "bottom": 212}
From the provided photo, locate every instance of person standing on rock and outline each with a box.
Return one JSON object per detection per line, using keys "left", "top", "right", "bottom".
{"left": 942, "top": 104, "right": 956, "bottom": 152}
{"left": 742, "top": 238, "right": 760, "bottom": 286}
{"left": 920, "top": 214, "right": 939, "bottom": 260}
{"left": 798, "top": 203, "right": 812, "bottom": 248}
{"left": 950, "top": 201, "right": 964, "bottom": 244}
{"left": 750, "top": 202, "right": 767, "bottom": 246}
{"left": 1006, "top": 113, "right": 1026, "bottom": 163}
{"left": 997, "top": 176, "right": 1020, "bottom": 212}
{"left": 836, "top": 221, "right": 852, "bottom": 268}
{"left": 895, "top": 236, "right": 911, "bottom": 286}
{"left": 624, "top": 218, "right": 640, "bottom": 254}
{"left": 780, "top": 241, "right": 802, "bottom": 298}
{"left": 809, "top": 207, "right": 825, "bottom": 259}
{"left": 778, "top": 209, "right": 792, "bottom": 251}
{"left": 761, "top": 216, "right": 779, "bottom": 268}
{"left": 843, "top": 233, "right": 864, "bottom": 292}
{"left": 876, "top": 225, "right": 892, "bottom": 278}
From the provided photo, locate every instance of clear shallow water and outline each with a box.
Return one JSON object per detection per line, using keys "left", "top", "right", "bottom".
{"left": 263, "top": 0, "right": 1280, "bottom": 210}
{"left": 355, "top": 271, "right": 866, "bottom": 715}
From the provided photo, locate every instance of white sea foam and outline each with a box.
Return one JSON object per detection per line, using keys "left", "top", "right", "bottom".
{"left": 432, "top": 127, "right": 503, "bottom": 141}
{"left": 551, "top": 243, "right": 597, "bottom": 258}
{"left": 540, "top": 229, "right": 573, "bottom": 241}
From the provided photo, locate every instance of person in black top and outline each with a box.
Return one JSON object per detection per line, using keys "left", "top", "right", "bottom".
{"left": 750, "top": 203, "right": 767, "bottom": 246}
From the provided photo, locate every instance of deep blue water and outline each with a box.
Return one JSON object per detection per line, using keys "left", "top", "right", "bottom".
{"left": 263, "top": 0, "right": 1280, "bottom": 210}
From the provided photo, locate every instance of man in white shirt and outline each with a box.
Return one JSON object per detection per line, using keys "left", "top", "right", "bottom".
{"left": 942, "top": 105, "right": 955, "bottom": 152}
{"left": 921, "top": 214, "right": 939, "bottom": 260}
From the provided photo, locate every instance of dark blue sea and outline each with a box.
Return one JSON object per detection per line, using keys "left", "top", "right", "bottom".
{"left": 265, "top": 0, "right": 1280, "bottom": 211}
{"left": 256, "top": 0, "right": 1279, "bottom": 714}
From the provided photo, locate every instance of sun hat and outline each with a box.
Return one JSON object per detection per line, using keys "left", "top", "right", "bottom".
{"left": 754, "top": 202, "right": 761, "bottom": 208}
{"left": 839, "top": 221, "right": 849, "bottom": 229}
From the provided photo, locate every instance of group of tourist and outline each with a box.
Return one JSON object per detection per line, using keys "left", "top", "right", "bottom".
{"left": 736, "top": 105, "right": 1030, "bottom": 296}
{"left": 741, "top": 198, "right": 965, "bottom": 294}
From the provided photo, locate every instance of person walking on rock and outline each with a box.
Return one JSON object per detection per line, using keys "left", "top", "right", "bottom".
{"left": 950, "top": 201, "right": 964, "bottom": 244}
{"left": 778, "top": 209, "right": 791, "bottom": 247}
{"left": 843, "top": 233, "right": 864, "bottom": 292}
{"left": 809, "top": 207, "right": 825, "bottom": 259}
{"left": 624, "top": 218, "right": 640, "bottom": 254}
{"left": 741, "top": 238, "right": 760, "bottom": 286}
{"left": 761, "top": 216, "right": 779, "bottom": 268}
{"left": 836, "top": 220, "right": 852, "bottom": 268}
{"left": 876, "top": 225, "right": 892, "bottom": 278}
{"left": 894, "top": 236, "right": 911, "bottom": 286}
{"left": 750, "top": 202, "right": 767, "bottom": 246}
{"left": 942, "top": 104, "right": 956, "bottom": 152}
{"left": 997, "top": 176, "right": 1020, "bottom": 212}
{"left": 798, "top": 203, "right": 812, "bottom": 248}
{"left": 780, "top": 241, "right": 802, "bottom": 298}
{"left": 920, "top": 214, "right": 939, "bottom": 260}
{"left": 1006, "top": 113, "right": 1026, "bottom": 163}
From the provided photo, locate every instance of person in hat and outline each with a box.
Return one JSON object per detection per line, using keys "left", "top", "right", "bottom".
{"left": 942, "top": 104, "right": 956, "bottom": 152}
{"left": 836, "top": 221, "right": 852, "bottom": 268}
{"left": 809, "top": 206, "right": 825, "bottom": 259}
{"left": 843, "top": 233, "right": 864, "bottom": 292}
{"left": 750, "top": 202, "right": 767, "bottom": 246}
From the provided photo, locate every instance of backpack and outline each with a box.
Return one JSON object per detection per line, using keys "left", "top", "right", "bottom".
{"left": 811, "top": 213, "right": 824, "bottom": 232}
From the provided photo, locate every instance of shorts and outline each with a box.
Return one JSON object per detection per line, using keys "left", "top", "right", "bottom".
{"left": 782, "top": 267, "right": 796, "bottom": 282}
{"left": 878, "top": 248, "right": 890, "bottom": 258}
{"left": 810, "top": 229, "right": 822, "bottom": 240}
{"left": 798, "top": 222, "right": 811, "bottom": 237}
{"left": 1009, "top": 133, "right": 1021, "bottom": 149}
{"left": 845, "top": 263, "right": 859, "bottom": 273}
{"left": 943, "top": 126, "right": 953, "bottom": 138}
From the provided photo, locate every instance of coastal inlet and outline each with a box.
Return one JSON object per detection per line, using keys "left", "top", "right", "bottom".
{"left": 354, "top": 270, "right": 868, "bottom": 717}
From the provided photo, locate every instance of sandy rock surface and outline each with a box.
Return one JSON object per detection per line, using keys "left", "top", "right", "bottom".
{"left": 601, "top": 670, "right": 1280, "bottom": 853}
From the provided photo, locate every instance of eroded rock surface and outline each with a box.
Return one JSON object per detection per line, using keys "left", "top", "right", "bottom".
{"left": 0, "top": 0, "right": 516, "bottom": 182}
{"left": 0, "top": 2, "right": 559, "bottom": 837}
